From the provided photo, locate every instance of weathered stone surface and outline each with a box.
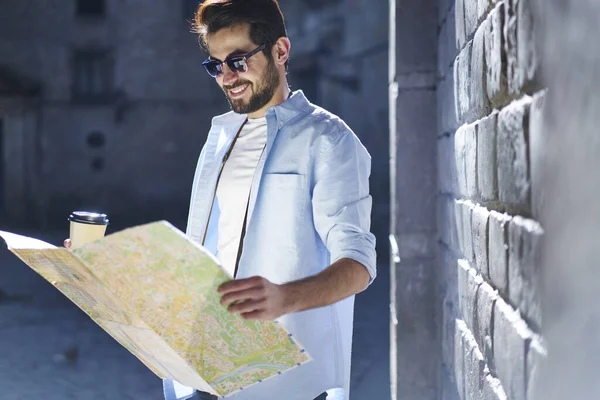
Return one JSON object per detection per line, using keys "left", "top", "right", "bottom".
{"left": 455, "top": 41, "right": 473, "bottom": 123}
{"left": 472, "top": 206, "right": 490, "bottom": 277}
{"left": 439, "top": 66, "right": 460, "bottom": 135}
{"left": 475, "top": 282, "right": 497, "bottom": 374}
{"left": 497, "top": 96, "right": 532, "bottom": 209}
{"left": 478, "top": 0, "right": 497, "bottom": 22}
{"left": 529, "top": 90, "right": 547, "bottom": 220}
{"left": 488, "top": 211, "right": 511, "bottom": 296}
{"left": 485, "top": 2, "right": 508, "bottom": 107}
{"left": 456, "top": 0, "right": 467, "bottom": 50}
{"left": 455, "top": 319, "right": 468, "bottom": 400}
{"left": 454, "top": 123, "right": 477, "bottom": 199}
{"left": 462, "top": 201, "right": 475, "bottom": 263}
{"left": 505, "top": 0, "right": 520, "bottom": 95}
{"left": 455, "top": 125, "right": 468, "bottom": 197}
{"left": 526, "top": 338, "right": 547, "bottom": 400}
{"left": 476, "top": 111, "right": 499, "bottom": 201}
{"left": 438, "top": 135, "right": 455, "bottom": 195}
{"left": 508, "top": 216, "right": 544, "bottom": 329}
{"left": 458, "top": 259, "right": 472, "bottom": 327}
{"left": 438, "top": 195, "right": 460, "bottom": 249}
{"left": 493, "top": 298, "right": 533, "bottom": 400}
{"left": 454, "top": 199, "right": 465, "bottom": 254}
{"left": 470, "top": 19, "right": 491, "bottom": 121}
{"left": 464, "top": 331, "right": 485, "bottom": 400}
{"left": 516, "top": 0, "right": 541, "bottom": 92}
{"left": 464, "top": 0, "right": 479, "bottom": 40}
{"left": 482, "top": 373, "right": 508, "bottom": 400}
{"left": 464, "top": 124, "right": 478, "bottom": 199}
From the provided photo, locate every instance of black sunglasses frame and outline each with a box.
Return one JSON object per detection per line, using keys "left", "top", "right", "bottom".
{"left": 202, "top": 44, "right": 267, "bottom": 78}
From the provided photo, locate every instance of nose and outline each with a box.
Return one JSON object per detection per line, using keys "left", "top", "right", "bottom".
{"left": 221, "top": 63, "right": 238, "bottom": 86}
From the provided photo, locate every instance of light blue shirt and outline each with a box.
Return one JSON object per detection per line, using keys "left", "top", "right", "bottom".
{"left": 163, "top": 90, "right": 377, "bottom": 400}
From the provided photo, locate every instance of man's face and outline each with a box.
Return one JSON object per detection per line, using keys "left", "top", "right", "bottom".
{"left": 206, "top": 24, "right": 280, "bottom": 115}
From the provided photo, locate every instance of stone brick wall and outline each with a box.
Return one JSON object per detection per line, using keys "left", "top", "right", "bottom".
{"left": 437, "top": 0, "right": 547, "bottom": 399}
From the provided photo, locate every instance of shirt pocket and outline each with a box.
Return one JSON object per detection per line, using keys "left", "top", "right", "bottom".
{"left": 258, "top": 173, "right": 308, "bottom": 252}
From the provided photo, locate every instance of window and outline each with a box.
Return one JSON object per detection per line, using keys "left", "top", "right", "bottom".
{"left": 183, "top": 0, "right": 201, "bottom": 20}
{"left": 71, "top": 49, "right": 114, "bottom": 104}
{"left": 76, "top": 0, "right": 106, "bottom": 17}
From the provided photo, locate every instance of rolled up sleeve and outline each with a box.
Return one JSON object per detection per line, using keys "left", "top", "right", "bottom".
{"left": 312, "top": 126, "right": 377, "bottom": 284}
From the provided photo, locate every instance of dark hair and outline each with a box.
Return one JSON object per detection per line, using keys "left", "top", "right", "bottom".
{"left": 193, "top": 0, "right": 288, "bottom": 65}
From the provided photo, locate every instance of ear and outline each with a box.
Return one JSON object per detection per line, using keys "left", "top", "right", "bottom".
{"left": 272, "top": 37, "right": 291, "bottom": 67}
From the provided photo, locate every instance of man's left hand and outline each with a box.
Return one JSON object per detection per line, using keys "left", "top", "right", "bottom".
{"left": 218, "top": 276, "right": 289, "bottom": 320}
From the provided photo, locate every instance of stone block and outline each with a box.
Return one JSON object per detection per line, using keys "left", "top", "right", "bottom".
{"left": 488, "top": 211, "right": 511, "bottom": 295}
{"left": 455, "top": 319, "right": 468, "bottom": 400}
{"left": 497, "top": 96, "right": 532, "bottom": 208}
{"left": 470, "top": 19, "right": 491, "bottom": 121}
{"left": 485, "top": 2, "right": 509, "bottom": 108}
{"left": 478, "top": 0, "right": 497, "bottom": 22}
{"left": 454, "top": 199, "right": 465, "bottom": 253}
{"left": 493, "top": 298, "right": 533, "bottom": 400}
{"left": 517, "top": 0, "right": 542, "bottom": 92}
{"left": 505, "top": 0, "right": 520, "bottom": 95}
{"left": 508, "top": 216, "right": 544, "bottom": 329}
{"left": 464, "top": 331, "right": 486, "bottom": 400}
{"left": 476, "top": 111, "right": 499, "bottom": 201}
{"left": 438, "top": 66, "right": 460, "bottom": 135}
{"left": 482, "top": 374, "right": 508, "bottom": 400}
{"left": 475, "top": 282, "right": 497, "bottom": 374}
{"left": 529, "top": 90, "right": 547, "bottom": 220}
{"left": 466, "top": 265, "right": 483, "bottom": 332}
{"left": 456, "top": 0, "right": 467, "bottom": 50}
{"left": 472, "top": 205, "right": 490, "bottom": 277}
{"left": 457, "top": 259, "right": 471, "bottom": 326}
{"left": 455, "top": 126, "right": 467, "bottom": 197}
{"left": 526, "top": 338, "right": 547, "bottom": 400}
{"left": 438, "top": 135, "right": 456, "bottom": 195}
{"left": 456, "top": 41, "right": 473, "bottom": 123}
{"left": 464, "top": 124, "right": 478, "bottom": 199}
{"left": 461, "top": 201, "right": 475, "bottom": 262}
{"left": 464, "top": 0, "right": 479, "bottom": 40}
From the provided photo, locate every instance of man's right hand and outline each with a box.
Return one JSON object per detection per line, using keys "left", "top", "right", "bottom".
{"left": 63, "top": 239, "right": 71, "bottom": 248}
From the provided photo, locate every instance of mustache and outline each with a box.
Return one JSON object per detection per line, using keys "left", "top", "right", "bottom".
{"left": 224, "top": 81, "right": 252, "bottom": 91}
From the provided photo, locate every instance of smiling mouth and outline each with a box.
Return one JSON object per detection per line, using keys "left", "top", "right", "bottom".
{"left": 228, "top": 83, "right": 250, "bottom": 97}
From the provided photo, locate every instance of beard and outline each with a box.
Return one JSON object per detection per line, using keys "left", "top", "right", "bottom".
{"left": 223, "top": 56, "right": 280, "bottom": 115}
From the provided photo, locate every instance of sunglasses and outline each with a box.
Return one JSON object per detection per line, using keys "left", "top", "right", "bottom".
{"left": 202, "top": 44, "right": 266, "bottom": 78}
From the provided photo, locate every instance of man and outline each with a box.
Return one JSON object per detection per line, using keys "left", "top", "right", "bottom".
{"left": 176, "top": 0, "right": 377, "bottom": 399}
{"left": 64, "top": 0, "right": 375, "bottom": 398}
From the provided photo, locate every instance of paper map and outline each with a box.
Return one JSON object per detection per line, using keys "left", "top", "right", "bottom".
{"left": 0, "top": 221, "right": 311, "bottom": 397}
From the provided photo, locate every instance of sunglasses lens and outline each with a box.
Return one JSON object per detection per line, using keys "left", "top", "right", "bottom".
{"left": 203, "top": 61, "right": 222, "bottom": 77}
{"left": 228, "top": 58, "right": 248, "bottom": 73}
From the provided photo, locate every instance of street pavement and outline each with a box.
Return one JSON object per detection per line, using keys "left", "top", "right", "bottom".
{"left": 0, "top": 229, "right": 390, "bottom": 400}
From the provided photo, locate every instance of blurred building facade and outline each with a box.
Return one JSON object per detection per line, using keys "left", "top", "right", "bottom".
{"left": 0, "top": 0, "right": 389, "bottom": 258}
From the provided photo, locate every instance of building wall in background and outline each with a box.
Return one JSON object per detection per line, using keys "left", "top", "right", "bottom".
{"left": 0, "top": 0, "right": 390, "bottom": 257}
{"left": 436, "top": 0, "right": 547, "bottom": 399}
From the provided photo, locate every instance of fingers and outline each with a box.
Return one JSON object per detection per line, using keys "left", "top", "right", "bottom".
{"left": 240, "top": 310, "right": 268, "bottom": 320}
{"left": 220, "top": 288, "right": 266, "bottom": 307}
{"left": 218, "top": 276, "right": 264, "bottom": 294}
{"left": 227, "top": 298, "right": 265, "bottom": 314}
{"left": 64, "top": 239, "right": 71, "bottom": 248}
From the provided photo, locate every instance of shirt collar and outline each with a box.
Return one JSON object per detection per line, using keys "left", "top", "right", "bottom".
{"left": 211, "top": 90, "right": 310, "bottom": 128}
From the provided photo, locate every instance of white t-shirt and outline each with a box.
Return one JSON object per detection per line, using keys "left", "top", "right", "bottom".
{"left": 216, "top": 117, "right": 268, "bottom": 277}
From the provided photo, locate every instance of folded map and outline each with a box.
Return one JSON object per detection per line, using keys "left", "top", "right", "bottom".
{"left": 0, "top": 221, "right": 311, "bottom": 397}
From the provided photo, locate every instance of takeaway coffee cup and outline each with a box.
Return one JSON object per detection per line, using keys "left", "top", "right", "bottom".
{"left": 68, "top": 211, "right": 109, "bottom": 249}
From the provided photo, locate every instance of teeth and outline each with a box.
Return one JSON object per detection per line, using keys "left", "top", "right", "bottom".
{"left": 230, "top": 84, "right": 248, "bottom": 94}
